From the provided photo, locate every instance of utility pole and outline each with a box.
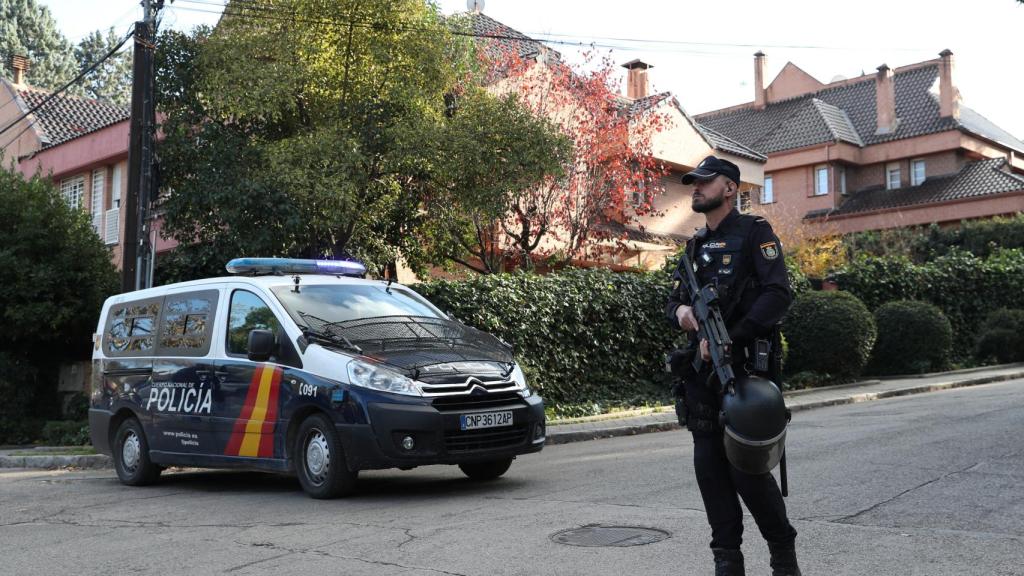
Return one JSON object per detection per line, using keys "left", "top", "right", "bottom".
{"left": 122, "top": 0, "right": 163, "bottom": 292}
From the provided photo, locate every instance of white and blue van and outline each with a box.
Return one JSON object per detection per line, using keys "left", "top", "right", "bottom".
{"left": 89, "top": 258, "right": 545, "bottom": 498}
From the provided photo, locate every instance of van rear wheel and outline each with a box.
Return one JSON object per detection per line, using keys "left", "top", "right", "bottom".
{"left": 112, "top": 418, "right": 161, "bottom": 486}
{"left": 458, "top": 458, "right": 513, "bottom": 481}
{"left": 295, "top": 414, "right": 357, "bottom": 499}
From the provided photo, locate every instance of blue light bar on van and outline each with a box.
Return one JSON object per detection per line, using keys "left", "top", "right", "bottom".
{"left": 225, "top": 258, "right": 367, "bottom": 278}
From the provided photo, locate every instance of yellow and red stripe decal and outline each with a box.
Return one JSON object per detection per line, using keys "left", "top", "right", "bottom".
{"left": 225, "top": 365, "right": 282, "bottom": 458}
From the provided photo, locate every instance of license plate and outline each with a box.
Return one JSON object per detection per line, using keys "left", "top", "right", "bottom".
{"left": 460, "top": 410, "right": 513, "bottom": 430}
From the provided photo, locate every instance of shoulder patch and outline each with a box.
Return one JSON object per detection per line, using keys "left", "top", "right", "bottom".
{"left": 760, "top": 241, "right": 779, "bottom": 260}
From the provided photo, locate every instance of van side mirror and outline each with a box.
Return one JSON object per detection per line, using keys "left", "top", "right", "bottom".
{"left": 247, "top": 329, "right": 276, "bottom": 362}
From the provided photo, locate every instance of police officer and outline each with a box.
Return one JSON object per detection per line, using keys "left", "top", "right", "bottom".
{"left": 665, "top": 156, "right": 800, "bottom": 576}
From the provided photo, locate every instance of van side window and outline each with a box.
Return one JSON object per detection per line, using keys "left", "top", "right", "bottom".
{"left": 227, "top": 290, "right": 281, "bottom": 356}
{"left": 158, "top": 290, "right": 219, "bottom": 356}
{"left": 105, "top": 299, "right": 162, "bottom": 356}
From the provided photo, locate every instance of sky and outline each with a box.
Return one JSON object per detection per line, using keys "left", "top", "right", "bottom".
{"left": 38, "top": 0, "right": 1024, "bottom": 138}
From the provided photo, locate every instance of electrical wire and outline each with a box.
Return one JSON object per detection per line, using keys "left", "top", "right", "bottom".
{"left": 170, "top": 0, "right": 929, "bottom": 55}
{"left": 0, "top": 26, "right": 136, "bottom": 141}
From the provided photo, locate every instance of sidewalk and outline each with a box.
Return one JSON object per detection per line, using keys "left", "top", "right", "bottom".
{"left": 3, "top": 363, "right": 1023, "bottom": 469}
{"left": 545, "top": 362, "right": 1024, "bottom": 445}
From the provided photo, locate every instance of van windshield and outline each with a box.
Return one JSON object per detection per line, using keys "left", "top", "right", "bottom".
{"left": 271, "top": 284, "right": 443, "bottom": 327}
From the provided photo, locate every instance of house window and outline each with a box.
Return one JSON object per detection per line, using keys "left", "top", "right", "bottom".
{"left": 814, "top": 165, "right": 829, "bottom": 196}
{"left": 738, "top": 190, "right": 752, "bottom": 214}
{"left": 91, "top": 168, "right": 106, "bottom": 235}
{"left": 839, "top": 166, "right": 847, "bottom": 195}
{"left": 60, "top": 176, "right": 85, "bottom": 210}
{"left": 911, "top": 159, "right": 926, "bottom": 186}
{"left": 886, "top": 163, "right": 901, "bottom": 190}
{"left": 106, "top": 165, "right": 122, "bottom": 245}
{"left": 761, "top": 176, "right": 774, "bottom": 204}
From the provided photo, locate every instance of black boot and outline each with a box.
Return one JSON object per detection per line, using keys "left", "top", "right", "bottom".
{"left": 712, "top": 548, "right": 745, "bottom": 576}
{"left": 769, "top": 545, "right": 801, "bottom": 576}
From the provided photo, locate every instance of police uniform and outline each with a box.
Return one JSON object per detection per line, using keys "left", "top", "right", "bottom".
{"left": 665, "top": 163, "right": 799, "bottom": 575}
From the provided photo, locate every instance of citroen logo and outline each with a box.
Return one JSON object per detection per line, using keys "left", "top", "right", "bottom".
{"left": 466, "top": 377, "right": 488, "bottom": 394}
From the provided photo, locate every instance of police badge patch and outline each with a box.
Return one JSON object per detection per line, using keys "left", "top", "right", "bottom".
{"left": 760, "top": 242, "right": 779, "bottom": 260}
{"left": 722, "top": 254, "right": 732, "bottom": 265}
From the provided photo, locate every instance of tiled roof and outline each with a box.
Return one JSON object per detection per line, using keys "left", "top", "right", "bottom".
{"left": 696, "top": 124, "right": 767, "bottom": 162}
{"left": 806, "top": 157, "right": 1024, "bottom": 219}
{"left": 696, "top": 64, "right": 970, "bottom": 154}
{"left": 466, "top": 12, "right": 560, "bottom": 62}
{"left": 959, "top": 106, "right": 1024, "bottom": 153}
{"left": 16, "top": 86, "right": 129, "bottom": 149}
{"left": 598, "top": 220, "right": 688, "bottom": 247}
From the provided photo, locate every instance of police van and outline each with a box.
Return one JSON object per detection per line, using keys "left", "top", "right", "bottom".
{"left": 89, "top": 258, "right": 545, "bottom": 498}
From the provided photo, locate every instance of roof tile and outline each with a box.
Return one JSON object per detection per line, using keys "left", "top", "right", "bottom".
{"left": 16, "top": 86, "right": 129, "bottom": 149}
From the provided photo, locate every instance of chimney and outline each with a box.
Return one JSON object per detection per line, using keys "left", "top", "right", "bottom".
{"left": 875, "top": 64, "right": 898, "bottom": 135}
{"left": 938, "top": 49, "right": 960, "bottom": 119}
{"left": 753, "top": 51, "right": 767, "bottom": 109}
{"left": 621, "top": 59, "right": 652, "bottom": 100}
{"left": 10, "top": 54, "right": 30, "bottom": 86}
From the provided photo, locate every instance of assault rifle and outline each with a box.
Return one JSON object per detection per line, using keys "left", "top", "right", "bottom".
{"left": 678, "top": 251, "right": 735, "bottom": 394}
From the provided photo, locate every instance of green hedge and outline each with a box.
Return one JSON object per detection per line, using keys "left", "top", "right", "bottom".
{"left": 843, "top": 213, "right": 1024, "bottom": 262}
{"left": 416, "top": 269, "right": 683, "bottom": 412}
{"left": 975, "top": 308, "right": 1024, "bottom": 363}
{"left": 869, "top": 300, "right": 952, "bottom": 375}
{"left": 830, "top": 249, "right": 1024, "bottom": 359}
{"left": 782, "top": 290, "right": 876, "bottom": 380}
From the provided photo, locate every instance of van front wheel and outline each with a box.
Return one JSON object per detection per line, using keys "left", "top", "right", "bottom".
{"left": 458, "top": 458, "right": 513, "bottom": 481}
{"left": 112, "top": 418, "right": 161, "bottom": 486}
{"left": 295, "top": 414, "right": 357, "bottom": 499}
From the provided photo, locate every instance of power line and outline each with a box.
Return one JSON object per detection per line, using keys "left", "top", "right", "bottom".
{"left": 0, "top": 26, "right": 135, "bottom": 141}
{"left": 170, "top": 0, "right": 929, "bottom": 55}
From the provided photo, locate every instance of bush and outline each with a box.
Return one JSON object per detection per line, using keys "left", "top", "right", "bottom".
{"left": 868, "top": 300, "right": 952, "bottom": 375}
{"left": 974, "top": 308, "right": 1024, "bottom": 363}
{"left": 39, "top": 421, "right": 91, "bottom": 446}
{"left": 831, "top": 249, "right": 1024, "bottom": 362}
{"left": 416, "top": 268, "right": 684, "bottom": 408}
{"left": 782, "top": 291, "right": 876, "bottom": 380}
{"left": 843, "top": 214, "right": 1024, "bottom": 263}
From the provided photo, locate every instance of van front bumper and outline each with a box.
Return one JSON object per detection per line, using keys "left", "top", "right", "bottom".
{"left": 338, "top": 393, "right": 545, "bottom": 471}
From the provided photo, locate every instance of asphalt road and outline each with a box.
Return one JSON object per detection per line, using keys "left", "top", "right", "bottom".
{"left": 2, "top": 380, "right": 1023, "bottom": 576}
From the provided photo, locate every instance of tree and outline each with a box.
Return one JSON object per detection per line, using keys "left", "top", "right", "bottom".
{"left": 427, "top": 88, "right": 571, "bottom": 273}
{"left": 155, "top": 1, "right": 477, "bottom": 280}
{"left": 0, "top": 162, "right": 119, "bottom": 441}
{"left": 482, "top": 48, "right": 669, "bottom": 267}
{"left": 0, "top": 0, "right": 77, "bottom": 89}
{"left": 74, "top": 28, "right": 132, "bottom": 105}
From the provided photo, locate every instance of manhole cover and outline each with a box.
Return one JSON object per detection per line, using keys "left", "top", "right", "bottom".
{"left": 550, "top": 525, "right": 670, "bottom": 547}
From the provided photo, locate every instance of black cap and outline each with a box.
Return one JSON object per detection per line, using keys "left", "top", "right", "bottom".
{"left": 681, "top": 155, "right": 741, "bottom": 185}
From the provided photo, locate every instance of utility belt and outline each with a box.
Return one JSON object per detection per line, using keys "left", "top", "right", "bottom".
{"left": 666, "top": 330, "right": 780, "bottom": 430}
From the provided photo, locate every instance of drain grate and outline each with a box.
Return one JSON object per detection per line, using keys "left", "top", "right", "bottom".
{"left": 550, "top": 525, "right": 670, "bottom": 547}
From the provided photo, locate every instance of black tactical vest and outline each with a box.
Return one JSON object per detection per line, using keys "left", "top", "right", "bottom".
{"left": 686, "top": 214, "right": 760, "bottom": 326}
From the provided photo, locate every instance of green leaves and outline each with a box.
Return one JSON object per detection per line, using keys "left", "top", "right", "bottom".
{"left": 416, "top": 268, "right": 684, "bottom": 407}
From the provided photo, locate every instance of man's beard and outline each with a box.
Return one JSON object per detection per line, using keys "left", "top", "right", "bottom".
{"left": 692, "top": 194, "right": 724, "bottom": 214}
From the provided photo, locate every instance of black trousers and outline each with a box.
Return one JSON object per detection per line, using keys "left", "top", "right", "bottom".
{"left": 692, "top": 432, "right": 797, "bottom": 551}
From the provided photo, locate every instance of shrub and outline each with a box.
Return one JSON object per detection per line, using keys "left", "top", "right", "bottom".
{"left": 974, "top": 308, "right": 1024, "bottom": 363}
{"left": 417, "top": 268, "right": 684, "bottom": 407}
{"left": 868, "top": 301, "right": 952, "bottom": 375}
{"left": 831, "top": 249, "right": 1024, "bottom": 362}
{"left": 782, "top": 291, "right": 876, "bottom": 380}
{"left": 40, "top": 421, "right": 91, "bottom": 446}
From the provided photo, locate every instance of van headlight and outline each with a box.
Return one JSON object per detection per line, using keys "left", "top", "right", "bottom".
{"left": 347, "top": 360, "right": 422, "bottom": 396}
{"left": 511, "top": 364, "right": 532, "bottom": 398}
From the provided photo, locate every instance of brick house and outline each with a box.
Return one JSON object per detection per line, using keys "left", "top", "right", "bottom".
{"left": 0, "top": 57, "right": 176, "bottom": 269}
{"left": 694, "top": 51, "right": 1024, "bottom": 237}
{"left": 469, "top": 12, "right": 767, "bottom": 270}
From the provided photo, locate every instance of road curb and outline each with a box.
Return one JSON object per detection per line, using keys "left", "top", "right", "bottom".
{"left": 0, "top": 453, "right": 111, "bottom": 470}
{"left": 3, "top": 370, "right": 1023, "bottom": 469}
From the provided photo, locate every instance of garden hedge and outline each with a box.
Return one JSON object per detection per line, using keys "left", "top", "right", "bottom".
{"left": 868, "top": 300, "right": 952, "bottom": 375}
{"left": 416, "top": 269, "right": 684, "bottom": 413}
{"left": 830, "top": 249, "right": 1024, "bottom": 360}
{"left": 782, "top": 290, "right": 876, "bottom": 380}
{"left": 974, "top": 308, "right": 1024, "bottom": 363}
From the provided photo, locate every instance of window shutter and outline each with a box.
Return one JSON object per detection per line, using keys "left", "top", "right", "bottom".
{"left": 91, "top": 168, "right": 106, "bottom": 235}
{"left": 105, "top": 208, "right": 120, "bottom": 245}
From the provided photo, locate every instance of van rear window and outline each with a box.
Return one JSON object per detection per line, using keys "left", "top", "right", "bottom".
{"left": 105, "top": 299, "right": 161, "bottom": 356}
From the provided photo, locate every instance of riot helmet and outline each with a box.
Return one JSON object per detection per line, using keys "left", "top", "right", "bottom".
{"left": 719, "top": 375, "right": 789, "bottom": 475}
